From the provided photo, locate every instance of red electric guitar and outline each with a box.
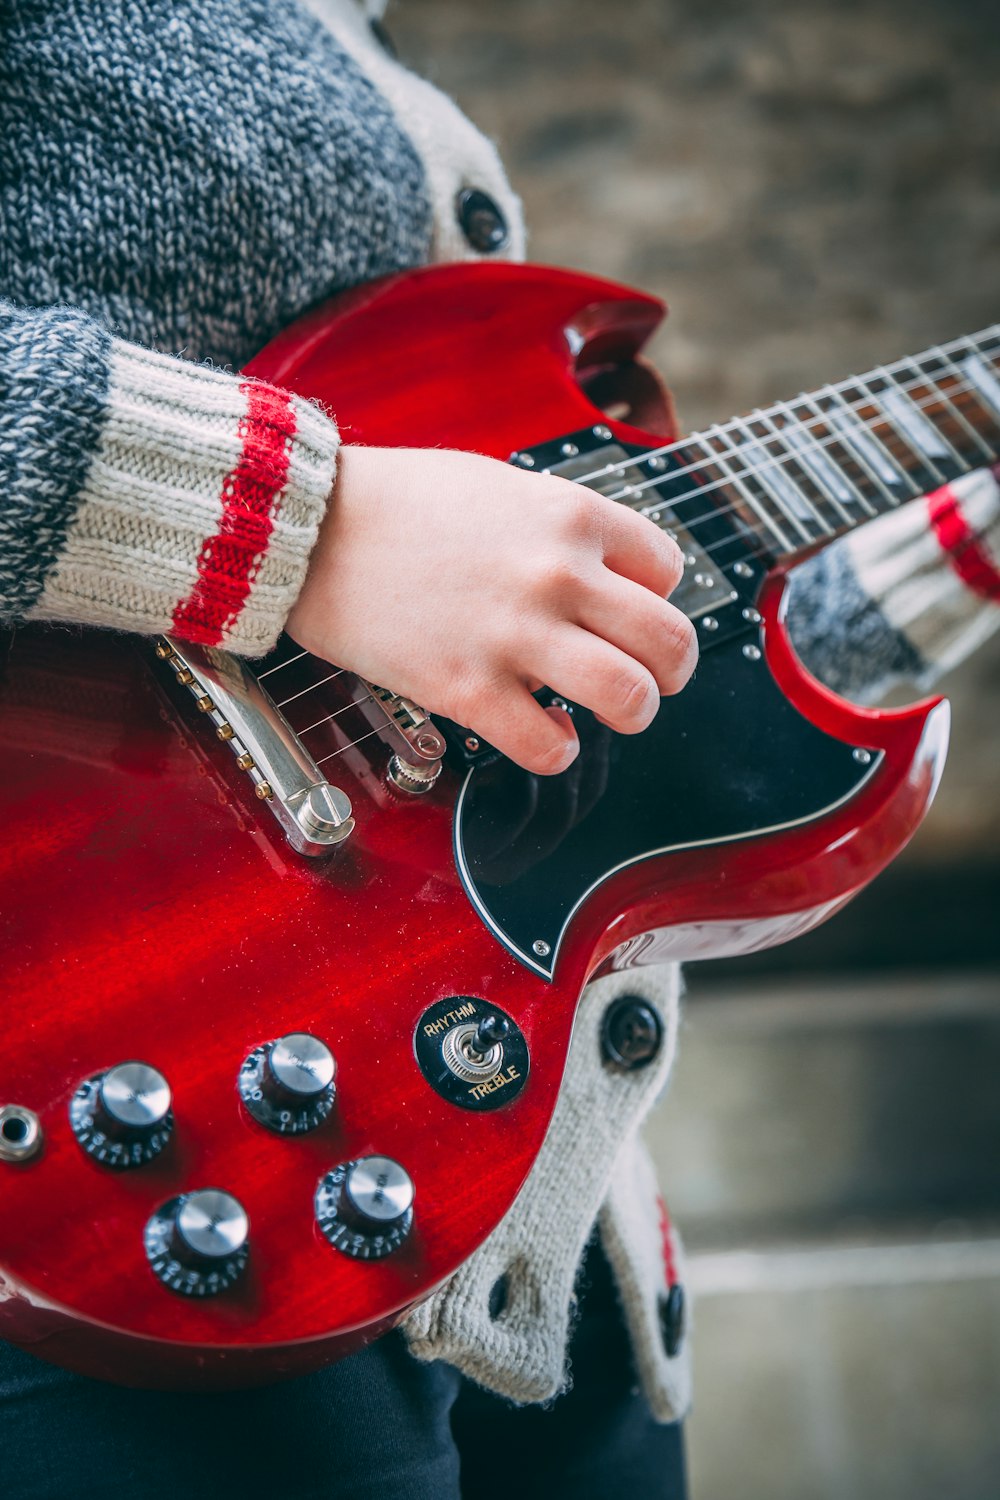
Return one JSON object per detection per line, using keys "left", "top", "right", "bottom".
{"left": 1, "top": 264, "right": 997, "bottom": 1388}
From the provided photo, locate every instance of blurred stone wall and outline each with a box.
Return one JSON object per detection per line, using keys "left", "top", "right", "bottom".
{"left": 392, "top": 0, "right": 1000, "bottom": 890}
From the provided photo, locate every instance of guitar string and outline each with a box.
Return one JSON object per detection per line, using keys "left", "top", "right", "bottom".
{"left": 583, "top": 364, "right": 997, "bottom": 532}
{"left": 297, "top": 693, "right": 375, "bottom": 736}
{"left": 567, "top": 328, "right": 1000, "bottom": 489}
{"left": 254, "top": 356, "right": 999, "bottom": 712}
{"left": 593, "top": 365, "right": 998, "bottom": 556}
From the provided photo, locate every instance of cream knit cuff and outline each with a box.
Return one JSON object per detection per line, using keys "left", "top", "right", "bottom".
{"left": 27, "top": 340, "right": 339, "bottom": 655}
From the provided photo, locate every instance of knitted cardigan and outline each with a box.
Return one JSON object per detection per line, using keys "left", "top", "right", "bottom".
{"left": 2, "top": 0, "right": 998, "bottom": 1422}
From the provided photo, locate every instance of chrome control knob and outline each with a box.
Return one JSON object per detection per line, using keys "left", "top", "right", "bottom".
{"left": 239, "top": 1032, "right": 336, "bottom": 1134}
{"left": 145, "top": 1188, "right": 250, "bottom": 1297}
{"left": 315, "top": 1155, "right": 414, "bottom": 1260}
{"left": 69, "top": 1061, "right": 173, "bottom": 1169}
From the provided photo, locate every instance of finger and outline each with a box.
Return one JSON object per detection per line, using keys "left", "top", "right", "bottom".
{"left": 574, "top": 572, "right": 698, "bottom": 696}
{"left": 596, "top": 498, "right": 685, "bottom": 597}
{"left": 530, "top": 625, "right": 664, "bottom": 735}
{"left": 470, "top": 694, "right": 580, "bottom": 776}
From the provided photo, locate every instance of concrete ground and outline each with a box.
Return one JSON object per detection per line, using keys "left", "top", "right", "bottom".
{"left": 392, "top": 3, "right": 1000, "bottom": 1496}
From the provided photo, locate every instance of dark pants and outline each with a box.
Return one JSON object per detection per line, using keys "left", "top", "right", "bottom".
{"left": 0, "top": 1241, "right": 686, "bottom": 1500}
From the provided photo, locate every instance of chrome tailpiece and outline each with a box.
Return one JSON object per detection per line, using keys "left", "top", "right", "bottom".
{"left": 157, "top": 637, "right": 355, "bottom": 856}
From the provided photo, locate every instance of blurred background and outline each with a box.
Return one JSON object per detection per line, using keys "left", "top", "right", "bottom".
{"left": 393, "top": 2, "right": 1000, "bottom": 1496}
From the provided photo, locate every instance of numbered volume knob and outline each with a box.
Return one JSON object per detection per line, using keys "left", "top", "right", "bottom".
{"left": 145, "top": 1188, "right": 250, "bottom": 1297}
{"left": 315, "top": 1156, "right": 414, "bottom": 1260}
{"left": 69, "top": 1061, "right": 173, "bottom": 1169}
{"left": 239, "top": 1032, "right": 336, "bottom": 1134}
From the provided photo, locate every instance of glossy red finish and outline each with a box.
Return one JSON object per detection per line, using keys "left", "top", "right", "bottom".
{"left": 0, "top": 264, "right": 947, "bottom": 1388}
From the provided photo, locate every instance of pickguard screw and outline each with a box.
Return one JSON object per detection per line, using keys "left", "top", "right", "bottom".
{"left": 647, "top": 455, "right": 667, "bottom": 471}
{"left": 853, "top": 748, "right": 872, "bottom": 765}
{"left": 742, "top": 644, "right": 762, "bottom": 661}
{"left": 741, "top": 607, "right": 761, "bottom": 624}
{"left": 465, "top": 736, "right": 481, "bottom": 753}
{"left": 533, "top": 939, "right": 551, "bottom": 958}
{"left": 515, "top": 452, "right": 535, "bottom": 468}
{"left": 560, "top": 442, "right": 579, "bottom": 457}
{"left": 702, "top": 616, "right": 719, "bottom": 632}
{"left": 592, "top": 424, "right": 613, "bottom": 440}
{"left": 733, "top": 561, "right": 753, "bottom": 579}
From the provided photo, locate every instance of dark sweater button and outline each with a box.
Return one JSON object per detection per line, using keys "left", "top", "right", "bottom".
{"left": 659, "top": 1284, "right": 686, "bottom": 1358}
{"left": 601, "top": 996, "right": 663, "bottom": 1071}
{"left": 456, "top": 188, "right": 509, "bottom": 253}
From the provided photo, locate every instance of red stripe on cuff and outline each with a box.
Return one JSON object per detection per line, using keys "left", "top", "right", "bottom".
{"left": 171, "top": 382, "right": 297, "bottom": 646}
{"left": 927, "top": 483, "right": 1000, "bottom": 604}
{"left": 656, "top": 1194, "right": 679, "bottom": 1290}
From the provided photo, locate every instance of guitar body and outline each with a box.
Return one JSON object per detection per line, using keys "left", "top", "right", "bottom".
{"left": 0, "top": 264, "right": 948, "bottom": 1387}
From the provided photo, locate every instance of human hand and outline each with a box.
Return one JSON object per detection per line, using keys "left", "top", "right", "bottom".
{"left": 285, "top": 445, "right": 697, "bottom": 775}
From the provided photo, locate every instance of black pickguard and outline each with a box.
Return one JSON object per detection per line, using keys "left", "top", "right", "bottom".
{"left": 454, "top": 629, "right": 878, "bottom": 977}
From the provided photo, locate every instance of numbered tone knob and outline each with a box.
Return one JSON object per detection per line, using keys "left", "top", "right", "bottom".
{"left": 315, "top": 1156, "right": 414, "bottom": 1260}
{"left": 145, "top": 1188, "right": 250, "bottom": 1298}
{"left": 239, "top": 1032, "right": 336, "bottom": 1134}
{"left": 69, "top": 1061, "right": 173, "bottom": 1169}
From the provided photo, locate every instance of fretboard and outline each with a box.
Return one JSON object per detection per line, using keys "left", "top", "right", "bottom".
{"left": 666, "top": 325, "right": 1000, "bottom": 567}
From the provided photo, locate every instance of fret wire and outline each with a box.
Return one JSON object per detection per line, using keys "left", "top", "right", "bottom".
{"left": 955, "top": 335, "right": 1000, "bottom": 429}
{"left": 695, "top": 429, "right": 794, "bottom": 553}
{"left": 272, "top": 667, "right": 347, "bottom": 708}
{"left": 848, "top": 371, "right": 939, "bottom": 490}
{"left": 297, "top": 694, "right": 375, "bottom": 736}
{"left": 926, "top": 346, "right": 998, "bottom": 460}
{"left": 728, "top": 415, "right": 821, "bottom": 541}
{"left": 775, "top": 399, "right": 862, "bottom": 527}
{"left": 786, "top": 392, "right": 877, "bottom": 519}
{"left": 875, "top": 364, "right": 961, "bottom": 480}
{"left": 746, "top": 406, "right": 837, "bottom": 535}
{"left": 819, "top": 387, "right": 906, "bottom": 506}
{"left": 906, "top": 353, "right": 994, "bottom": 465}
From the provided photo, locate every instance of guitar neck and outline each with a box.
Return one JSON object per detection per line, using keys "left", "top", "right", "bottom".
{"left": 674, "top": 325, "right": 1000, "bottom": 567}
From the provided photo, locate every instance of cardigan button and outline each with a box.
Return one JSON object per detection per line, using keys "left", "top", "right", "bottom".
{"left": 659, "top": 1284, "right": 686, "bottom": 1358}
{"left": 601, "top": 996, "right": 663, "bottom": 1071}
{"left": 456, "top": 188, "right": 509, "bottom": 253}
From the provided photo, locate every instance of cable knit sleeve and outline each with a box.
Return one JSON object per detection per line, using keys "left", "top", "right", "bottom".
{"left": 1, "top": 300, "right": 339, "bottom": 656}
{"left": 785, "top": 466, "right": 1000, "bottom": 703}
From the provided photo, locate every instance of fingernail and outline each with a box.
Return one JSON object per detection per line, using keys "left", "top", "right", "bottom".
{"left": 544, "top": 706, "right": 579, "bottom": 769}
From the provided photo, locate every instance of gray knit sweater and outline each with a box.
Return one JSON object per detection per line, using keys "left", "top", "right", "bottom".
{"left": 1, "top": 0, "right": 997, "bottom": 1423}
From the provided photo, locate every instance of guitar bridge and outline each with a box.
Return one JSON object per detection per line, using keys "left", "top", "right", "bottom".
{"left": 156, "top": 637, "right": 446, "bottom": 855}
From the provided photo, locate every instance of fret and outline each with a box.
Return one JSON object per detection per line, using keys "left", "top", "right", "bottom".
{"left": 692, "top": 431, "right": 793, "bottom": 554}
{"left": 957, "top": 341, "right": 1000, "bottom": 433}
{"left": 728, "top": 417, "right": 821, "bottom": 543}
{"left": 848, "top": 370, "right": 947, "bottom": 494}
{"left": 789, "top": 392, "right": 878, "bottom": 519}
{"left": 876, "top": 367, "right": 966, "bottom": 483}
{"left": 754, "top": 403, "right": 846, "bottom": 534}
{"left": 906, "top": 352, "right": 996, "bottom": 466}
{"left": 821, "top": 385, "right": 916, "bottom": 504}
